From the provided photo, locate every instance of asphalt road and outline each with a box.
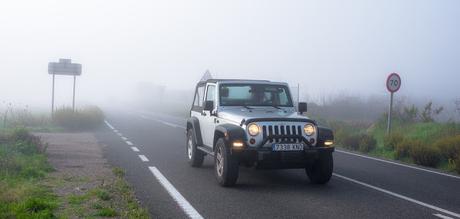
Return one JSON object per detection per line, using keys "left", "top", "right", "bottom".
{"left": 95, "top": 110, "right": 460, "bottom": 219}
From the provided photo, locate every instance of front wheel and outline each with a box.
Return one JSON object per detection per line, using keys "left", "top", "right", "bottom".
{"left": 186, "top": 129, "right": 204, "bottom": 167}
{"left": 306, "top": 152, "right": 333, "bottom": 184}
{"left": 214, "top": 138, "right": 239, "bottom": 187}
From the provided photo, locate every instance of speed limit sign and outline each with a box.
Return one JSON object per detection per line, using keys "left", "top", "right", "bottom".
{"left": 386, "top": 73, "right": 401, "bottom": 93}
{"left": 386, "top": 72, "right": 401, "bottom": 135}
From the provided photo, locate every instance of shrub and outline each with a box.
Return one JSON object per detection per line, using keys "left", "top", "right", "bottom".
{"left": 383, "top": 132, "right": 404, "bottom": 150}
{"left": 342, "top": 135, "right": 361, "bottom": 150}
{"left": 456, "top": 157, "right": 460, "bottom": 174}
{"left": 358, "top": 135, "right": 377, "bottom": 153}
{"left": 395, "top": 139, "right": 416, "bottom": 159}
{"left": 342, "top": 134, "right": 376, "bottom": 152}
{"left": 409, "top": 143, "right": 441, "bottom": 167}
{"left": 434, "top": 135, "right": 460, "bottom": 160}
{"left": 53, "top": 106, "right": 104, "bottom": 130}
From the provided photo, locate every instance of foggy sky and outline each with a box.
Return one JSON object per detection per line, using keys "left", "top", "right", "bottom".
{"left": 1, "top": 0, "right": 459, "bottom": 109}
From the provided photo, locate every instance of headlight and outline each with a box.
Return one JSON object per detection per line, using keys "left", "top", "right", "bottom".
{"left": 304, "top": 124, "right": 315, "bottom": 136}
{"left": 247, "top": 123, "right": 260, "bottom": 136}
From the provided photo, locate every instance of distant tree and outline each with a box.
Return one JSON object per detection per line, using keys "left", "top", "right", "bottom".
{"left": 420, "top": 101, "right": 444, "bottom": 122}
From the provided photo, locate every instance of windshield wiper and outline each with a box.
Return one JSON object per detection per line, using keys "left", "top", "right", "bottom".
{"left": 271, "top": 105, "right": 282, "bottom": 110}
{"left": 242, "top": 105, "right": 253, "bottom": 110}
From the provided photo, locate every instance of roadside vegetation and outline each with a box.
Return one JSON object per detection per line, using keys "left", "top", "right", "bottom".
{"left": 0, "top": 128, "right": 57, "bottom": 218}
{"left": 311, "top": 100, "right": 460, "bottom": 174}
{"left": 1, "top": 103, "right": 149, "bottom": 218}
{"left": 52, "top": 106, "right": 104, "bottom": 131}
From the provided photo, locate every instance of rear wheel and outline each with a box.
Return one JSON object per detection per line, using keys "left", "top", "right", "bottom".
{"left": 214, "top": 138, "right": 239, "bottom": 187}
{"left": 186, "top": 129, "right": 204, "bottom": 167}
{"left": 306, "top": 152, "right": 333, "bottom": 184}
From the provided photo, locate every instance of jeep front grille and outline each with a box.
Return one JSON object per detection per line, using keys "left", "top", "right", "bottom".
{"left": 262, "top": 125, "right": 303, "bottom": 143}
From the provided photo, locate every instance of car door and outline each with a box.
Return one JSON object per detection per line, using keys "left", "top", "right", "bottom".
{"left": 200, "top": 84, "right": 217, "bottom": 147}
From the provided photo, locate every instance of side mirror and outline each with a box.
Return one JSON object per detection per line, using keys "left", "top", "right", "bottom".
{"left": 204, "top": 100, "right": 214, "bottom": 111}
{"left": 298, "top": 102, "right": 307, "bottom": 114}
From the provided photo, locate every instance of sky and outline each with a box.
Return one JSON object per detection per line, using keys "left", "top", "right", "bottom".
{"left": 0, "top": 0, "right": 459, "bottom": 109}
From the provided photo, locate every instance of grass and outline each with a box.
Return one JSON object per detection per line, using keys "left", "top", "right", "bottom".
{"left": 0, "top": 128, "right": 58, "bottom": 218}
{"left": 52, "top": 106, "right": 104, "bottom": 131}
{"left": 57, "top": 167, "right": 149, "bottom": 218}
{"left": 334, "top": 118, "right": 460, "bottom": 173}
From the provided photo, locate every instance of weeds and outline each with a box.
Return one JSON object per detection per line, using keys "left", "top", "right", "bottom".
{"left": 53, "top": 106, "right": 104, "bottom": 131}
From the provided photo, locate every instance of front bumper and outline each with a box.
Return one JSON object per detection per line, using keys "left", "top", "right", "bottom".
{"left": 232, "top": 145, "right": 334, "bottom": 169}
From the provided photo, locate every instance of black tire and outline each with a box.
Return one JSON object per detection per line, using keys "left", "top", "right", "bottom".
{"left": 306, "top": 152, "right": 333, "bottom": 184}
{"left": 214, "top": 138, "right": 239, "bottom": 187}
{"left": 186, "top": 129, "right": 204, "bottom": 167}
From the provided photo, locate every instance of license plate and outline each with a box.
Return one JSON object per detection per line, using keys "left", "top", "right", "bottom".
{"left": 272, "top": 143, "right": 304, "bottom": 151}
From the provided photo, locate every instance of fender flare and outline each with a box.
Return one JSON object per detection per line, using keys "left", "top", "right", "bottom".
{"left": 214, "top": 124, "right": 247, "bottom": 150}
{"left": 186, "top": 117, "right": 203, "bottom": 146}
{"left": 317, "top": 126, "right": 334, "bottom": 146}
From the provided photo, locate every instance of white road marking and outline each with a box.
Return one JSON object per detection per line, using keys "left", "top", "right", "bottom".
{"left": 113, "top": 129, "right": 119, "bottom": 133}
{"left": 126, "top": 141, "right": 133, "bottom": 146}
{"left": 434, "top": 213, "right": 454, "bottom": 219}
{"left": 139, "top": 115, "right": 186, "bottom": 129}
{"left": 131, "top": 147, "right": 140, "bottom": 152}
{"left": 121, "top": 136, "right": 128, "bottom": 141}
{"left": 117, "top": 133, "right": 123, "bottom": 137}
{"left": 138, "top": 155, "right": 149, "bottom": 162}
{"left": 104, "top": 120, "right": 115, "bottom": 129}
{"left": 148, "top": 166, "right": 203, "bottom": 219}
{"left": 333, "top": 173, "right": 460, "bottom": 219}
{"left": 336, "top": 149, "right": 460, "bottom": 180}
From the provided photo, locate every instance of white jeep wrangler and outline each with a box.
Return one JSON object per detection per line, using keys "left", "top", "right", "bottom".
{"left": 186, "top": 79, "right": 334, "bottom": 187}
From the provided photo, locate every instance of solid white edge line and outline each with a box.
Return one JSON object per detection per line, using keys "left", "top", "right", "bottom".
{"left": 336, "top": 149, "right": 460, "bottom": 180}
{"left": 148, "top": 166, "right": 203, "bottom": 219}
{"left": 131, "top": 147, "right": 140, "bottom": 152}
{"left": 126, "top": 141, "right": 133, "bottom": 146}
{"left": 333, "top": 173, "right": 460, "bottom": 218}
{"left": 434, "top": 213, "right": 454, "bottom": 219}
{"left": 138, "top": 155, "right": 149, "bottom": 162}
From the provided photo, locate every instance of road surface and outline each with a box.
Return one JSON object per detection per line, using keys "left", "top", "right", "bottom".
{"left": 96, "top": 110, "right": 460, "bottom": 219}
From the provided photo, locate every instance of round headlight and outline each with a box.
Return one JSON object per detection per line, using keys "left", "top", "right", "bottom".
{"left": 247, "top": 123, "right": 260, "bottom": 136}
{"left": 304, "top": 124, "right": 315, "bottom": 136}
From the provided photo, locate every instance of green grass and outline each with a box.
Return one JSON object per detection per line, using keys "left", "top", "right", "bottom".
{"left": 0, "top": 128, "right": 58, "bottom": 218}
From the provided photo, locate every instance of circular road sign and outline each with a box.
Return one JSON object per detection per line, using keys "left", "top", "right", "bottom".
{"left": 386, "top": 73, "right": 401, "bottom": 93}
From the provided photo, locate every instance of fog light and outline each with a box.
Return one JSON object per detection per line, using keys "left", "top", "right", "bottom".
{"left": 233, "top": 141, "right": 244, "bottom": 148}
{"left": 324, "top": 140, "right": 334, "bottom": 146}
{"left": 249, "top": 138, "right": 256, "bottom": 144}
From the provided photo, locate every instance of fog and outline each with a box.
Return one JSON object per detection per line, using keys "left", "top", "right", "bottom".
{"left": 1, "top": 0, "right": 459, "bottom": 115}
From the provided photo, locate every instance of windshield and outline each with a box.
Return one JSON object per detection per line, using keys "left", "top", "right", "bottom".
{"left": 219, "top": 84, "right": 293, "bottom": 107}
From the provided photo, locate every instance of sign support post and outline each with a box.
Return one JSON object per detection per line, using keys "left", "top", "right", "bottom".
{"left": 51, "top": 73, "right": 55, "bottom": 115}
{"left": 72, "top": 75, "right": 76, "bottom": 112}
{"left": 386, "top": 73, "right": 401, "bottom": 135}
{"left": 386, "top": 92, "right": 394, "bottom": 134}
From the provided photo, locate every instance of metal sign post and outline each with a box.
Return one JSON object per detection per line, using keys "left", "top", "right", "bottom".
{"left": 48, "top": 59, "right": 82, "bottom": 115}
{"left": 386, "top": 73, "right": 401, "bottom": 134}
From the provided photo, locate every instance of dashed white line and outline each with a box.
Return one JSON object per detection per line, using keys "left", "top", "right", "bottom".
{"left": 138, "top": 155, "right": 149, "bottom": 162}
{"left": 113, "top": 129, "right": 119, "bottom": 133}
{"left": 333, "top": 173, "right": 460, "bottom": 219}
{"left": 139, "top": 115, "right": 186, "bottom": 129}
{"left": 434, "top": 213, "right": 454, "bottom": 219}
{"left": 117, "top": 133, "right": 123, "bottom": 137}
{"left": 336, "top": 149, "right": 460, "bottom": 180}
{"left": 121, "top": 136, "right": 128, "bottom": 141}
{"left": 148, "top": 166, "right": 203, "bottom": 219}
{"left": 126, "top": 141, "right": 133, "bottom": 146}
{"left": 104, "top": 120, "right": 115, "bottom": 129}
{"left": 131, "top": 147, "right": 140, "bottom": 152}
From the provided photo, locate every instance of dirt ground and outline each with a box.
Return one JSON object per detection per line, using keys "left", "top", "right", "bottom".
{"left": 37, "top": 133, "right": 114, "bottom": 195}
{"left": 36, "top": 132, "right": 148, "bottom": 218}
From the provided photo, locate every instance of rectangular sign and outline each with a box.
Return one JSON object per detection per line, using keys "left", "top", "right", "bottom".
{"left": 48, "top": 62, "right": 82, "bottom": 76}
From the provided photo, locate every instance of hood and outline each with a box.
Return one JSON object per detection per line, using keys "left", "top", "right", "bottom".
{"left": 217, "top": 106, "right": 309, "bottom": 124}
